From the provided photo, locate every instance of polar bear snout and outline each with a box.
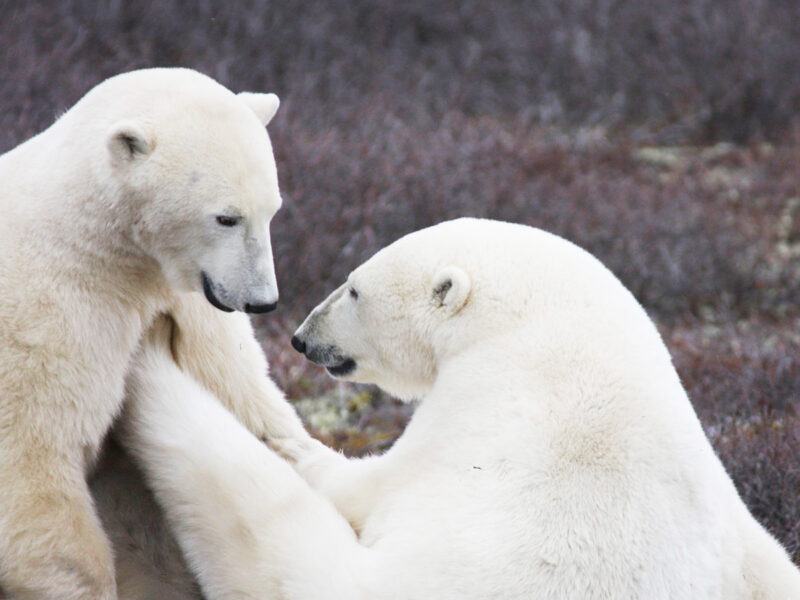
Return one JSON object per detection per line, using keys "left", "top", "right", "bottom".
{"left": 290, "top": 335, "right": 306, "bottom": 354}
{"left": 201, "top": 272, "right": 278, "bottom": 314}
{"left": 202, "top": 272, "right": 235, "bottom": 312}
{"left": 310, "top": 346, "right": 356, "bottom": 377}
{"left": 290, "top": 332, "right": 356, "bottom": 377}
{"left": 244, "top": 301, "right": 278, "bottom": 314}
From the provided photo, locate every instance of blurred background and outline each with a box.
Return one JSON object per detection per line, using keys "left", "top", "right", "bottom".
{"left": 2, "top": 0, "right": 799, "bottom": 561}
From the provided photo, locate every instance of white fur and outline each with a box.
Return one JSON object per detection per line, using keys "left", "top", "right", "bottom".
{"left": 0, "top": 68, "right": 313, "bottom": 599}
{"left": 237, "top": 92, "right": 280, "bottom": 126}
{"left": 125, "top": 219, "right": 800, "bottom": 599}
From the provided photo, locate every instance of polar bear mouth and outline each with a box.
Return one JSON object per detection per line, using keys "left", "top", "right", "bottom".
{"left": 202, "top": 272, "right": 234, "bottom": 313}
{"left": 291, "top": 337, "right": 357, "bottom": 377}
{"left": 326, "top": 358, "right": 356, "bottom": 377}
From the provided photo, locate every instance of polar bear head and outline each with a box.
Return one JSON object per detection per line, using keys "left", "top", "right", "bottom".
{"left": 292, "top": 218, "right": 502, "bottom": 399}
{"left": 292, "top": 218, "right": 650, "bottom": 400}
{"left": 88, "top": 68, "right": 283, "bottom": 313}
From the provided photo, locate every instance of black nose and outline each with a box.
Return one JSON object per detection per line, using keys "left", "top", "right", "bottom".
{"left": 244, "top": 301, "right": 278, "bottom": 314}
{"left": 290, "top": 335, "right": 306, "bottom": 354}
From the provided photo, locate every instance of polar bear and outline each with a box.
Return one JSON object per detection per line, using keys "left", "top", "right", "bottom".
{"left": 121, "top": 218, "right": 800, "bottom": 599}
{"left": 0, "top": 68, "right": 316, "bottom": 600}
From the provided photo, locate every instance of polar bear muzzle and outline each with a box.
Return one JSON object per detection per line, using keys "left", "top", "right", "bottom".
{"left": 290, "top": 334, "right": 356, "bottom": 377}
{"left": 326, "top": 357, "right": 356, "bottom": 377}
{"left": 202, "top": 272, "right": 235, "bottom": 313}
{"left": 201, "top": 272, "right": 278, "bottom": 314}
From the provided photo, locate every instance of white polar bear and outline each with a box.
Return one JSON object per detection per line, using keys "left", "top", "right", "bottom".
{"left": 0, "top": 68, "right": 317, "bottom": 600}
{"left": 122, "top": 218, "right": 800, "bottom": 599}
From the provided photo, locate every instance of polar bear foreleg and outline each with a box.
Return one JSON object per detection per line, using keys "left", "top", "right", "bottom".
{"left": 168, "top": 295, "right": 323, "bottom": 455}
{"left": 167, "top": 297, "right": 386, "bottom": 534}
{"left": 121, "top": 323, "right": 376, "bottom": 600}
{"left": 0, "top": 445, "right": 116, "bottom": 600}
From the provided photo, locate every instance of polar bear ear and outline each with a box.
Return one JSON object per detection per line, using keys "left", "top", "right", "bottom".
{"left": 238, "top": 92, "right": 280, "bottom": 126}
{"left": 431, "top": 266, "right": 471, "bottom": 314}
{"left": 107, "top": 121, "right": 153, "bottom": 165}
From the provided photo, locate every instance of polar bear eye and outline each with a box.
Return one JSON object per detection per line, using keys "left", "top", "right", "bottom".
{"left": 349, "top": 287, "right": 359, "bottom": 300}
{"left": 215, "top": 215, "right": 241, "bottom": 227}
